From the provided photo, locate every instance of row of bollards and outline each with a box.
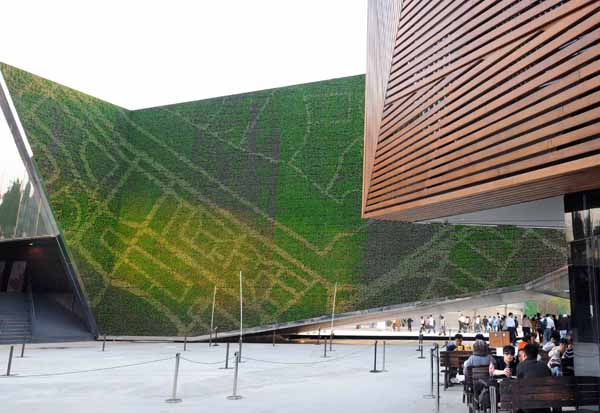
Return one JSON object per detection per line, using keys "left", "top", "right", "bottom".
{"left": 369, "top": 340, "right": 387, "bottom": 373}
{"left": 4, "top": 341, "right": 26, "bottom": 377}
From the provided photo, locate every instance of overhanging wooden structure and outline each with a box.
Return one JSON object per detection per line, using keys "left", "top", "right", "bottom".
{"left": 364, "top": 0, "right": 600, "bottom": 221}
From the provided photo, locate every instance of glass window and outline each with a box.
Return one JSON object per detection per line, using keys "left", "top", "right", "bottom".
{"left": 0, "top": 73, "right": 58, "bottom": 241}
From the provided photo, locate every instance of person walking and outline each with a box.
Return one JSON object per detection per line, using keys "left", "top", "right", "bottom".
{"left": 536, "top": 313, "right": 545, "bottom": 342}
{"left": 544, "top": 314, "right": 555, "bottom": 344}
{"left": 439, "top": 315, "right": 447, "bottom": 336}
{"left": 458, "top": 314, "right": 466, "bottom": 333}
{"left": 407, "top": 317, "right": 413, "bottom": 332}
{"left": 427, "top": 314, "right": 435, "bottom": 334}
{"left": 482, "top": 315, "right": 489, "bottom": 333}
{"left": 505, "top": 312, "right": 517, "bottom": 345}
{"left": 558, "top": 314, "right": 569, "bottom": 338}
{"left": 522, "top": 315, "right": 531, "bottom": 337}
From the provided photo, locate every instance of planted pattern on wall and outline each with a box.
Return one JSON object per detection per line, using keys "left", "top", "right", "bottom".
{"left": 1, "top": 63, "right": 567, "bottom": 335}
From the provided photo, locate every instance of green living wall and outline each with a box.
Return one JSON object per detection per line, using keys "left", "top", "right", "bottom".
{"left": 0, "top": 63, "right": 567, "bottom": 335}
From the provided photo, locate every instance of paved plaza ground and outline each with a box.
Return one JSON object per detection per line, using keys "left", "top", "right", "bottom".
{"left": 0, "top": 340, "right": 464, "bottom": 412}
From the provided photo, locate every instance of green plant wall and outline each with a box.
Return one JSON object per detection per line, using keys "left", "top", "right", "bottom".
{"left": 0, "top": 63, "right": 568, "bottom": 335}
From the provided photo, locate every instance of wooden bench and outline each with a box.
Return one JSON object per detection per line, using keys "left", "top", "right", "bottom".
{"left": 499, "top": 376, "right": 600, "bottom": 412}
{"left": 440, "top": 350, "right": 471, "bottom": 389}
{"left": 463, "top": 365, "right": 492, "bottom": 413}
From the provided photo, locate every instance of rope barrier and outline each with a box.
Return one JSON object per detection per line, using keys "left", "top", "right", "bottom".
{"left": 180, "top": 356, "right": 233, "bottom": 365}
{"left": 241, "top": 347, "right": 368, "bottom": 365}
{"left": 1, "top": 356, "right": 175, "bottom": 378}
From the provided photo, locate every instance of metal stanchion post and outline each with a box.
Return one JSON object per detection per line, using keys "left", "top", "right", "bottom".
{"left": 209, "top": 329, "right": 212, "bottom": 347}
{"left": 370, "top": 340, "right": 381, "bottom": 373}
{"left": 184, "top": 336, "right": 188, "bottom": 352}
{"left": 329, "top": 332, "right": 334, "bottom": 352}
{"left": 272, "top": 328, "right": 276, "bottom": 347}
{"left": 20, "top": 342, "right": 25, "bottom": 358}
{"left": 322, "top": 338, "right": 327, "bottom": 358}
{"left": 220, "top": 342, "right": 232, "bottom": 369}
{"left": 418, "top": 334, "right": 425, "bottom": 359}
{"left": 165, "top": 353, "right": 182, "bottom": 403}
{"left": 5, "top": 346, "right": 14, "bottom": 376}
{"left": 214, "top": 328, "right": 219, "bottom": 346}
{"left": 238, "top": 337, "right": 244, "bottom": 363}
{"left": 423, "top": 345, "right": 435, "bottom": 399}
{"left": 316, "top": 328, "right": 321, "bottom": 346}
{"left": 102, "top": 335, "right": 106, "bottom": 352}
{"left": 381, "top": 341, "right": 387, "bottom": 372}
{"left": 227, "top": 352, "right": 242, "bottom": 400}
{"left": 435, "top": 344, "right": 440, "bottom": 413}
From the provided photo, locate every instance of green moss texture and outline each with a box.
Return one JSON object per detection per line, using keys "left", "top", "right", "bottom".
{"left": 0, "top": 63, "right": 567, "bottom": 335}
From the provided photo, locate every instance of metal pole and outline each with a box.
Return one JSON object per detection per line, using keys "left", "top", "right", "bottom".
{"left": 423, "top": 345, "right": 436, "bottom": 399}
{"left": 209, "top": 328, "right": 212, "bottom": 347}
{"left": 227, "top": 352, "right": 242, "bottom": 400}
{"left": 5, "top": 346, "right": 14, "bottom": 376}
{"left": 322, "top": 337, "right": 327, "bottom": 358}
{"left": 220, "top": 342, "right": 232, "bottom": 369}
{"left": 330, "top": 282, "right": 337, "bottom": 352}
{"left": 20, "top": 342, "right": 25, "bottom": 358}
{"left": 316, "top": 328, "right": 321, "bottom": 345}
{"left": 102, "top": 335, "right": 106, "bottom": 352}
{"left": 418, "top": 334, "right": 425, "bottom": 359}
{"left": 210, "top": 285, "right": 217, "bottom": 346}
{"left": 382, "top": 341, "right": 387, "bottom": 372}
{"left": 239, "top": 271, "right": 243, "bottom": 342}
{"left": 165, "top": 353, "right": 182, "bottom": 403}
{"left": 423, "top": 346, "right": 435, "bottom": 398}
{"left": 435, "top": 344, "right": 440, "bottom": 413}
{"left": 238, "top": 337, "right": 244, "bottom": 363}
{"left": 370, "top": 340, "right": 381, "bottom": 373}
{"left": 272, "top": 327, "right": 276, "bottom": 347}
{"left": 183, "top": 335, "right": 188, "bottom": 352}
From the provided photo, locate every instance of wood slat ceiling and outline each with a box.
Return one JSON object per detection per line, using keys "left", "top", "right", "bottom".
{"left": 364, "top": 0, "right": 600, "bottom": 222}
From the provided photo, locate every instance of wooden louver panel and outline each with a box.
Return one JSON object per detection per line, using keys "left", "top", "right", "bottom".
{"left": 363, "top": 0, "right": 600, "bottom": 222}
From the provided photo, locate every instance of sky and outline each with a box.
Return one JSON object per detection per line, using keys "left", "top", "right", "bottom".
{"left": 0, "top": 0, "right": 368, "bottom": 109}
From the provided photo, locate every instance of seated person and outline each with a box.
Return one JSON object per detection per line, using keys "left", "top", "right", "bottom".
{"left": 548, "top": 338, "right": 567, "bottom": 376}
{"left": 542, "top": 331, "right": 560, "bottom": 352}
{"left": 464, "top": 340, "right": 494, "bottom": 370}
{"left": 446, "top": 333, "right": 463, "bottom": 351}
{"left": 516, "top": 344, "right": 551, "bottom": 378}
{"left": 491, "top": 345, "right": 518, "bottom": 378}
{"left": 517, "top": 344, "right": 552, "bottom": 413}
{"left": 562, "top": 336, "right": 574, "bottom": 376}
{"left": 447, "top": 333, "right": 464, "bottom": 384}
{"left": 518, "top": 334, "right": 535, "bottom": 351}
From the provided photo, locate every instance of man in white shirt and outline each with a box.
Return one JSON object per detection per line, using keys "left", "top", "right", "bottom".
{"left": 544, "top": 314, "right": 555, "bottom": 343}
{"left": 428, "top": 314, "right": 435, "bottom": 334}
{"left": 505, "top": 312, "right": 517, "bottom": 345}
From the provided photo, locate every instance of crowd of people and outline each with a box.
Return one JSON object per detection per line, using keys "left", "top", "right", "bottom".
{"left": 445, "top": 311, "right": 575, "bottom": 384}
{"left": 390, "top": 312, "right": 572, "bottom": 345}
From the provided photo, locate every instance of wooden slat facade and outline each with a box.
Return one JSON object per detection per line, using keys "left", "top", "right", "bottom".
{"left": 364, "top": 0, "right": 600, "bottom": 221}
